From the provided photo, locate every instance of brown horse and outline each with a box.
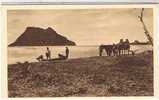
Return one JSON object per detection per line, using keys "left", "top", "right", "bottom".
{"left": 99, "top": 45, "right": 113, "bottom": 56}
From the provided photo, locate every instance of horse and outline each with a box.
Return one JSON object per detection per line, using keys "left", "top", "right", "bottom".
{"left": 99, "top": 45, "right": 114, "bottom": 56}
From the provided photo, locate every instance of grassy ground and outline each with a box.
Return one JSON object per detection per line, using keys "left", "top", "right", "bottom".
{"left": 8, "top": 51, "right": 153, "bottom": 97}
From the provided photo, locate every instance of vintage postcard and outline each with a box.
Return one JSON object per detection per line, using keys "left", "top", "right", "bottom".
{"left": 0, "top": 4, "right": 159, "bottom": 98}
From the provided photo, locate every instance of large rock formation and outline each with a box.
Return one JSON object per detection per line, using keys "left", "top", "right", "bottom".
{"left": 9, "top": 27, "right": 76, "bottom": 46}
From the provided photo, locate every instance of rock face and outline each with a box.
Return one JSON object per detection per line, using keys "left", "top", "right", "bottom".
{"left": 9, "top": 27, "right": 76, "bottom": 46}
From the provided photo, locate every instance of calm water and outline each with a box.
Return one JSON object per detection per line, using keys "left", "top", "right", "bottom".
{"left": 8, "top": 45, "right": 152, "bottom": 64}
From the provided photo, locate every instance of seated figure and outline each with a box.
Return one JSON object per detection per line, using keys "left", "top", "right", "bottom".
{"left": 58, "top": 54, "right": 66, "bottom": 60}
{"left": 36, "top": 55, "right": 43, "bottom": 61}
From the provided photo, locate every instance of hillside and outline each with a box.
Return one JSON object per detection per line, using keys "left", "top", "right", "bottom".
{"left": 8, "top": 51, "right": 153, "bottom": 97}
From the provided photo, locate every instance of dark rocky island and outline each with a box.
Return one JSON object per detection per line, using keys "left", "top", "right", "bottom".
{"left": 9, "top": 27, "right": 76, "bottom": 46}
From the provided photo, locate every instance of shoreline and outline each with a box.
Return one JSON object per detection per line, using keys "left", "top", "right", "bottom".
{"left": 8, "top": 50, "right": 153, "bottom": 66}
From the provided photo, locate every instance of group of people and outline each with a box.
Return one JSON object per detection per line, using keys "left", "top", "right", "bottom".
{"left": 36, "top": 47, "right": 69, "bottom": 61}
{"left": 118, "top": 39, "right": 130, "bottom": 45}
{"left": 113, "top": 39, "right": 131, "bottom": 56}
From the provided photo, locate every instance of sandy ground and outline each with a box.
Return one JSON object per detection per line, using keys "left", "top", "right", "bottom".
{"left": 8, "top": 51, "right": 153, "bottom": 97}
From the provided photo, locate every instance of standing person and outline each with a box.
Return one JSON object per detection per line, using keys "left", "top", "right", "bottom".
{"left": 125, "top": 39, "right": 130, "bottom": 45}
{"left": 65, "top": 47, "right": 69, "bottom": 59}
{"left": 119, "top": 39, "right": 124, "bottom": 45}
{"left": 46, "top": 47, "right": 51, "bottom": 60}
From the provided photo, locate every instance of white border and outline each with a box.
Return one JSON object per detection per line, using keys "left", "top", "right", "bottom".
{"left": 154, "top": 4, "right": 159, "bottom": 97}
{"left": 1, "top": 0, "right": 159, "bottom": 3}
{"left": 1, "top": 4, "right": 159, "bottom": 100}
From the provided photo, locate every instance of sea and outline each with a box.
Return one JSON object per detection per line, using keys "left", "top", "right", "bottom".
{"left": 8, "top": 45, "right": 153, "bottom": 64}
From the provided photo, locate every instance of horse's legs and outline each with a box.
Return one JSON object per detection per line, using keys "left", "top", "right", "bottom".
{"left": 113, "top": 50, "right": 116, "bottom": 56}
{"left": 128, "top": 49, "right": 130, "bottom": 55}
{"left": 114, "top": 50, "right": 117, "bottom": 56}
{"left": 107, "top": 50, "right": 109, "bottom": 56}
{"left": 99, "top": 50, "right": 102, "bottom": 56}
{"left": 109, "top": 50, "right": 112, "bottom": 56}
{"left": 106, "top": 49, "right": 111, "bottom": 56}
{"left": 118, "top": 50, "right": 120, "bottom": 56}
{"left": 107, "top": 51, "right": 109, "bottom": 56}
{"left": 108, "top": 50, "right": 110, "bottom": 56}
{"left": 111, "top": 50, "right": 113, "bottom": 56}
{"left": 99, "top": 47, "right": 103, "bottom": 56}
{"left": 115, "top": 49, "right": 118, "bottom": 56}
{"left": 119, "top": 50, "right": 121, "bottom": 56}
{"left": 106, "top": 50, "right": 109, "bottom": 56}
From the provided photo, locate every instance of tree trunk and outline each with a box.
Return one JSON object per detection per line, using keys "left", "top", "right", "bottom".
{"left": 138, "top": 8, "right": 153, "bottom": 46}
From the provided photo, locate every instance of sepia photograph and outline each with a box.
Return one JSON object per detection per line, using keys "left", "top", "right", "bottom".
{"left": 7, "top": 6, "right": 154, "bottom": 97}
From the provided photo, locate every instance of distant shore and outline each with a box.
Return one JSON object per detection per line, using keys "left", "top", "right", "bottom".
{"left": 8, "top": 50, "right": 153, "bottom": 97}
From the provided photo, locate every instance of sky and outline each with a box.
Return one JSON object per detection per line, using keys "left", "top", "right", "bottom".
{"left": 7, "top": 8, "right": 153, "bottom": 45}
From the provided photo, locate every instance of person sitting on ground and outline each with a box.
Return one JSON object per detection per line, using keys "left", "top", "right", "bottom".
{"left": 46, "top": 47, "right": 51, "bottom": 60}
{"left": 36, "top": 55, "right": 43, "bottom": 61}
{"left": 65, "top": 47, "right": 69, "bottom": 59}
{"left": 58, "top": 53, "right": 66, "bottom": 60}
